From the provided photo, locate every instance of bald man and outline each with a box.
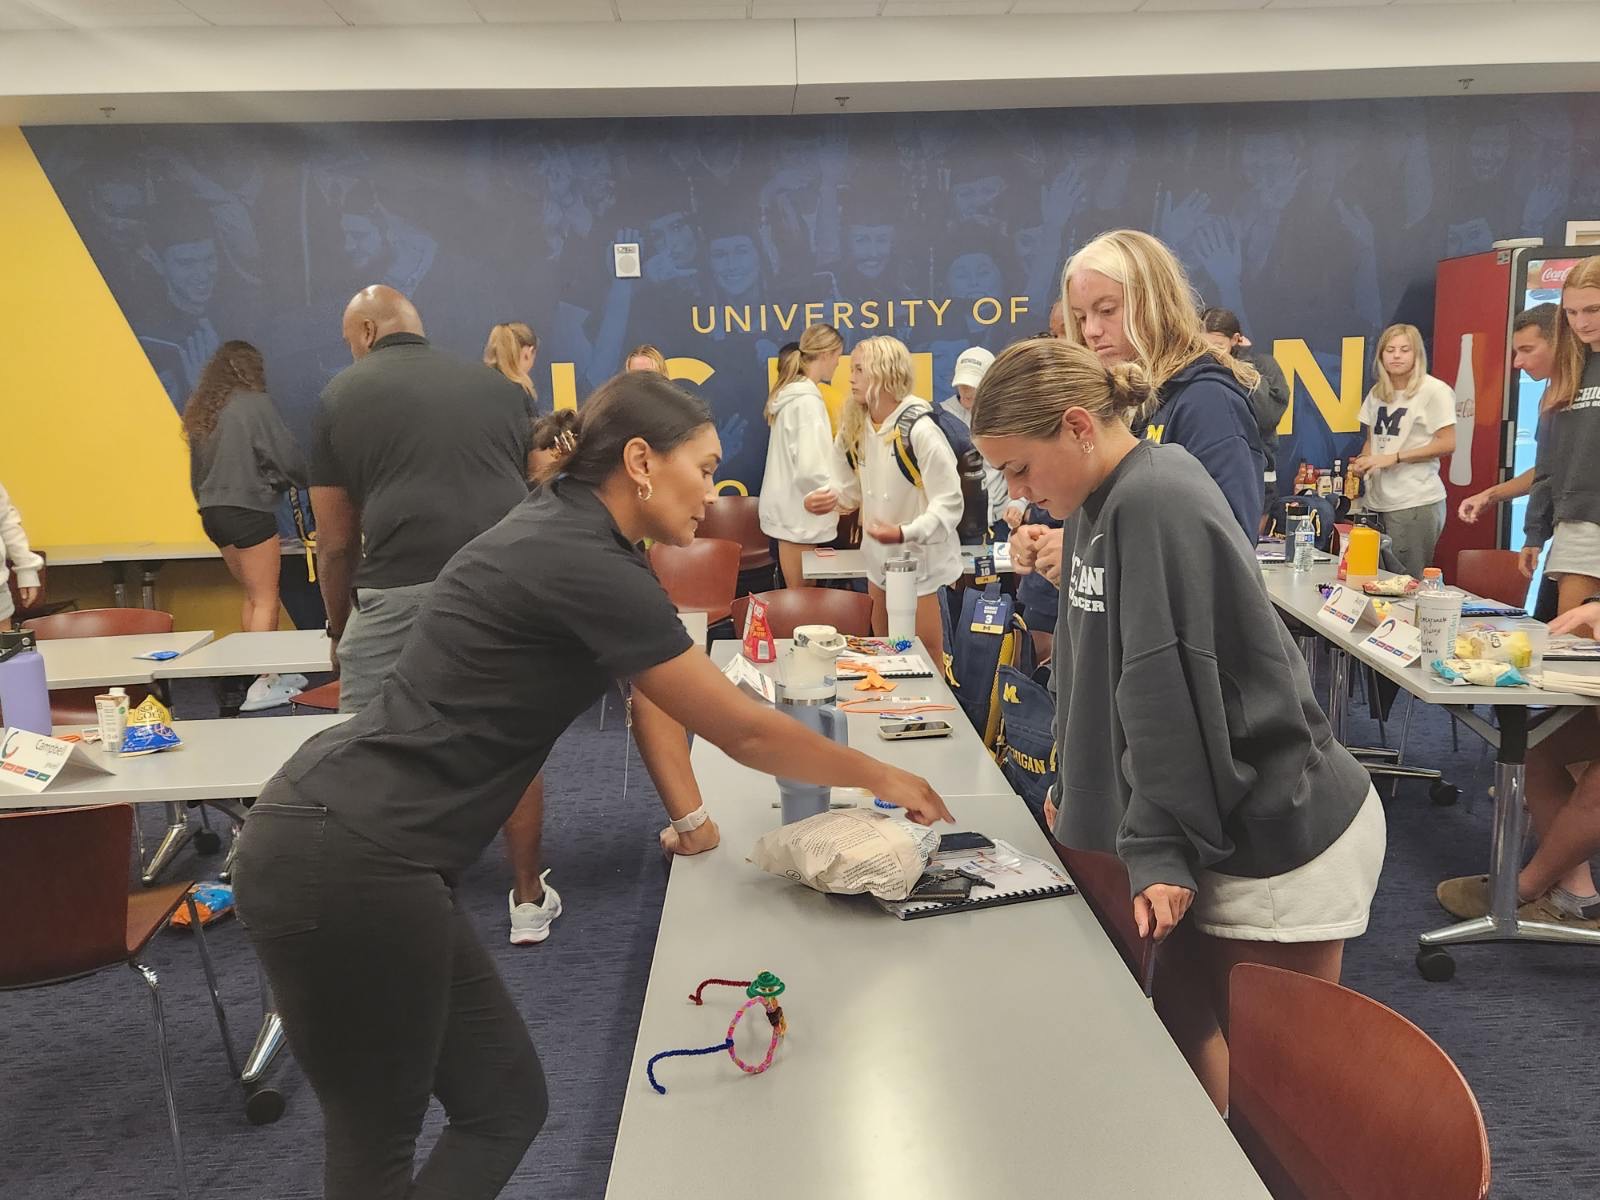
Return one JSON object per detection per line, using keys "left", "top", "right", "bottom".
{"left": 310, "top": 285, "right": 532, "bottom": 713}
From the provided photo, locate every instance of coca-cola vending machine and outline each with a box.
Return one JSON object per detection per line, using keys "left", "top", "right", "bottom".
{"left": 1433, "top": 243, "right": 1600, "bottom": 574}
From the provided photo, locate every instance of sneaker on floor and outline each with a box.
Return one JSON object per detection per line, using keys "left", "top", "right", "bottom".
{"left": 508, "top": 872, "right": 562, "bottom": 945}
{"left": 239, "top": 674, "right": 303, "bottom": 713}
{"left": 283, "top": 673, "right": 310, "bottom": 691}
{"left": 1435, "top": 875, "right": 1490, "bottom": 919}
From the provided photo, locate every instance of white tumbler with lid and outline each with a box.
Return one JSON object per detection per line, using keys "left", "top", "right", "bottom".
{"left": 884, "top": 554, "right": 917, "bottom": 644}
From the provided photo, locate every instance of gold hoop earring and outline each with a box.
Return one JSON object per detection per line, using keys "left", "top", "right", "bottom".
{"left": 638, "top": 480, "right": 654, "bottom": 502}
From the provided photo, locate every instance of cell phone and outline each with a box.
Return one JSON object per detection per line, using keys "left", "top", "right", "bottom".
{"left": 877, "top": 719, "right": 954, "bottom": 741}
{"left": 909, "top": 872, "right": 972, "bottom": 902}
{"left": 938, "top": 831, "right": 995, "bottom": 853}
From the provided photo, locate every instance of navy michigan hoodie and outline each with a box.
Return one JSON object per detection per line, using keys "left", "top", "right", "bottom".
{"left": 1131, "top": 357, "right": 1265, "bottom": 544}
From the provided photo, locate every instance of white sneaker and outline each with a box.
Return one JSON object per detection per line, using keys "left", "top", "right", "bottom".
{"left": 283, "top": 673, "right": 310, "bottom": 690}
{"left": 508, "top": 871, "right": 562, "bottom": 945}
{"left": 239, "top": 673, "right": 303, "bottom": 713}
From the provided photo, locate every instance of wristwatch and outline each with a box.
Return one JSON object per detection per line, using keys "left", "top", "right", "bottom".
{"left": 670, "top": 806, "right": 710, "bottom": 835}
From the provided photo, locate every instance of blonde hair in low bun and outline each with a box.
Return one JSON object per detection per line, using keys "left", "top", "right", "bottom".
{"left": 971, "top": 337, "right": 1143, "bottom": 441}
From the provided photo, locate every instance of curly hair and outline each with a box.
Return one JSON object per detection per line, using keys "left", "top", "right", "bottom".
{"left": 182, "top": 341, "right": 267, "bottom": 442}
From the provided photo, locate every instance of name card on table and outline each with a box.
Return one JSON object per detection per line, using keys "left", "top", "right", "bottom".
{"left": 0, "top": 727, "right": 114, "bottom": 794}
{"left": 1359, "top": 617, "right": 1423, "bottom": 667}
{"left": 1316, "top": 585, "right": 1373, "bottom": 636}
{"left": 722, "top": 655, "right": 777, "bottom": 704}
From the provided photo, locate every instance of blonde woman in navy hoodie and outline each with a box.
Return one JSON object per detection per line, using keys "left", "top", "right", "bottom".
{"left": 1062, "top": 229, "right": 1264, "bottom": 541}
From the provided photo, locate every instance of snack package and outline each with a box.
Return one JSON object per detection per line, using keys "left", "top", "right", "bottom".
{"left": 1431, "top": 658, "right": 1529, "bottom": 688}
{"left": 120, "top": 721, "right": 183, "bottom": 756}
{"left": 128, "top": 694, "right": 173, "bottom": 725}
{"left": 169, "top": 881, "right": 235, "bottom": 928}
{"left": 1454, "top": 628, "right": 1534, "bottom": 669}
{"left": 750, "top": 809, "right": 940, "bottom": 901}
{"left": 1363, "top": 576, "right": 1420, "bottom": 597}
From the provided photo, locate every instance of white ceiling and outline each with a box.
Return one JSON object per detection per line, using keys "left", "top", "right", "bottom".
{"left": 0, "top": 0, "right": 1566, "bottom": 28}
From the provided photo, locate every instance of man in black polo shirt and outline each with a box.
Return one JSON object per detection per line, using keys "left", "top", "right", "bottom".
{"left": 310, "top": 285, "right": 531, "bottom": 708}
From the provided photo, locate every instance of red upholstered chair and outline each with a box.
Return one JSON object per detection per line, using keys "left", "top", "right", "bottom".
{"left": 290, "top": 680, "right": 341, "bottom": 713}
{"left": 1049, "top": 841, "right": 1155, "bottom": 995}
{"left": 730, "top": 588, "right": 874, "bottom": 639}
{"left": 0, "top": 805, "right": 239, "bottom": 1200}
{"left": 697, "top": 495, "right": 776, "bottom": 587}
{"left": 1455, "top": 548, "right": 1531, "bottom": 608}
{"left": 24, "top": 608, "right": 176, "bottom": 725}
{"left": 648, "top": 538, "right": 742, "bottom": 624}
{"left": 1229, "top": 963, "right": 1490, "bottom": 1200}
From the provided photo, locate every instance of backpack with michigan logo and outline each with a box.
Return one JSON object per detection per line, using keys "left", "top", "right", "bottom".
{"left": 946, "top": 581, "right": 1034, "bottom": 749}
{"left": 994, "top": 663, "right": 1056, "bottom": 823}
{"left": 847, "top": 403, "right": 991, "bottom": 546}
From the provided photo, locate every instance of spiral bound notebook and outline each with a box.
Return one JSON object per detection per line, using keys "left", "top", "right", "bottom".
{"left": 836, "top": 655, "right": 935, "bottom": 680}
{"left": 877, "top": 839, "right": 1077, "bottom": 920}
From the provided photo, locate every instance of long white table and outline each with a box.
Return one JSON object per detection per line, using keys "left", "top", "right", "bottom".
{"left": 151, "top": 630, "right": 334, "bottom": 680}
{"left": 39, "top": 630, "right": 215, "bottom": 689}
{"left": 1261, "top": 561, "right": 1600, "bottom": 979}
{"left": 42, "top": 540, "right": 307, "bottom": 608}
{"left": 802, "top": 543, "right": 1011, "bottom": 582}
{"left": 608, "top": 643, "right": 1268, "bottom": 1198}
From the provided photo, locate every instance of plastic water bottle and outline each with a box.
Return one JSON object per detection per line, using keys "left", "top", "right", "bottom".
{"left": 1292, "top": 516, "right": 1316, "bottom": 573}
{"left": 1421, "top": 567, "right": 1444, "bottom": 593}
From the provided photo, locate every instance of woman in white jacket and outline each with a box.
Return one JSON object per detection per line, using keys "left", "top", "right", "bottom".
{"left": 760, "top": 323, "right": 844, "bottom": 587}
{"left": 807, "top": 335, "right": 964, "bottom": 664}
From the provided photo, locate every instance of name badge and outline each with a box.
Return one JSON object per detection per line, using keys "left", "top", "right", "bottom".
{"left": 0, "top": 728, "right": 115, "bottom": 794}
{"left": 1316, "top": 584, "right": 1370, "bottom": 635}
{"left": 971, "top": 550, "right": 999, "bottom": 586}
{"left": 970, "top": 596, "right": 1005, "bottom": 635}
{"left": 1360, "top": 617, "right": 1423, "bottom": 667}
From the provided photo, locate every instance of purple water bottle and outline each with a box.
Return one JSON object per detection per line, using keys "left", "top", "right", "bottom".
{"left": 0, "top": 649, "right": 53, "bottom": 735}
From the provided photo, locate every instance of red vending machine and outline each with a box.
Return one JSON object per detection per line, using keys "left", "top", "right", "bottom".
{"left": 1433, "top": 243, "right": 1600, "bottom": 574}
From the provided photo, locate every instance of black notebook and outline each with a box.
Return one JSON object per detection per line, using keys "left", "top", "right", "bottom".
{"left": 877, "top": 840, "right": 1077, "bottom": 920}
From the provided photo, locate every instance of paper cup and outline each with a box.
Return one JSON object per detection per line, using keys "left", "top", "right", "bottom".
{"left": 1415, "top": 589, "right": 1463, "bottom": 664}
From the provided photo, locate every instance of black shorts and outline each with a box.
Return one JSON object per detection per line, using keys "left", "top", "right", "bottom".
{"left": 200, "top": 506, "right": 278, "bottom": 551}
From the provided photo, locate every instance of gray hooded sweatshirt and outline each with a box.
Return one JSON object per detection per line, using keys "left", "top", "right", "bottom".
{"left": 1052, "top": 440, "right": 1369, "bottom": 897}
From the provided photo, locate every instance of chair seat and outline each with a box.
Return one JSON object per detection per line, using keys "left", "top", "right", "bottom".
{"left": 739, "top": 547, "right": 776, "bottom": 572}
{"left": 291, "top": 681, "right": 341, "bottom": 712}
{"left": 127, "top": 881, "right": 192, "bottom": 957}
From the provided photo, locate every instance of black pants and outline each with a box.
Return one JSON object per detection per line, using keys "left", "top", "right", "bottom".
{"left": 234, "top": 796, "right": 548, "bottom": 1199}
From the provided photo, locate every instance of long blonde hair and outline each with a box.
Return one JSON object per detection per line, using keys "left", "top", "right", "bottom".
{"left": 972, "top": 337, "right": 1153, "bottom": 440}
{"left": 483, "top": 322, "right": 538, "bottom": 401}
{"left": 840, "top": 335, "right": 914, "bottom": 457}
{"left": 1370, "top": 323, "right": 1428, "bottom": 404}
{"left": 766, "top": 323, "right": 843, "bottom": 424}
{"left": 625, "top": 344, "right": 667, "bottom": 373}
{"left": 1547, "top": 257, "right": 1600, "bottom": 412}
{"left": 1062, "top": 230, "right": 1257, "bottom": 421}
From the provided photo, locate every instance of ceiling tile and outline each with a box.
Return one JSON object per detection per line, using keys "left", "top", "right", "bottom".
{"left": 0, "top": 0, "right": 68, "bottom": 27}
{"left": 328, "top": 0, "right": 482, "bottom": 24}
{"left": 473, "top": 0, "right": 614, "bottom": 19}
{"left": 751, "top": 0, "right": 879, "bottom": 15}
{"left": 1138, "top": 0, "right": 1266, "bottom": 11}
{"left": 26, "top": 0, "right": 205, "bottom": 25}
{"left": 882, "top": 0, "right": 1011, "bottom": 12}
{"left": 1010, "top": 0, "right": 1142, "bottom": 10}
{"left": 615, "top": 0, "right": 748, "bottom": 18}
{"left": 182, "top": 0, "right": 346, "bottom": 24}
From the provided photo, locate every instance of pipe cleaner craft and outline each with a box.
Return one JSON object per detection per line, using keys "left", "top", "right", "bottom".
{"left": 646, "top": 972, "right": 788, "bottom": 1095}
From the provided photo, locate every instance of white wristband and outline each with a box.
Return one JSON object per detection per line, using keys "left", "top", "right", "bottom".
{"left": 670, "top": 805, "right": 710, "bottom": 835}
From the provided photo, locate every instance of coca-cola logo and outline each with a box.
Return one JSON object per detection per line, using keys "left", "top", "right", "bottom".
{"left": 1539, "top": 260, "right": 1578, "bottom": 287}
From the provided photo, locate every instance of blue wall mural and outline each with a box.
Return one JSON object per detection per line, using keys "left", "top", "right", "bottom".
{"left": 26, "top": 93, "right": 1600, "bottom": 492}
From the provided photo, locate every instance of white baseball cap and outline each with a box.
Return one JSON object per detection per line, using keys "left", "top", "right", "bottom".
{"left": 951, "top": 346, "right": 995, "bottom": 391}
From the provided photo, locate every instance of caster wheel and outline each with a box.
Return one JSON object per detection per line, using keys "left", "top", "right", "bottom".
{"left": 245, "top": 1085, "right": 286, "bottom": 1125}
{"left": 1430, "top": 781, "right": 1459, "bottom": 807}
{"left": 1416, "top": 947, "right": 1455, "bottom": 983}
{"left": 194, "top": 829, "right": 224, "bottom": 855}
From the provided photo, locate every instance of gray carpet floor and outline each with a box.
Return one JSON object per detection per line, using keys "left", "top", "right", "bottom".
{"left": 2, "top": 678, "right": 1597, "bottom": 1198}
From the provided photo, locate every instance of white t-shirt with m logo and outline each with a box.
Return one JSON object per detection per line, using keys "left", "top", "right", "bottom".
{"left": 1357, "top": 375, "right": 1458, "bottom": 513}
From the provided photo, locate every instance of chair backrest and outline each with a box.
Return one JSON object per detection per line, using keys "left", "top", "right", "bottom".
{"left": 24, "top": 608, "right": 175, "bottom": 639}
{"left": 0, "top": 805, "right": 134, "bottom": 988}
{"left": 1229, "top": 963, "right": 1491, "bottom": 1200}
{"left": 648, "top": 539, "right": 742, "bottom": 614}
{"left": 1051, "top": 842, "right": 1155, "bottom": 994}
{"left": 697, "top": 496, "right": 771, "bottom": 563}
{"left": 1454, "top": 549, "right": 1530, "bottom": 609}
{"left": 730, "top": 588, "right": 875, "bottom": 639}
